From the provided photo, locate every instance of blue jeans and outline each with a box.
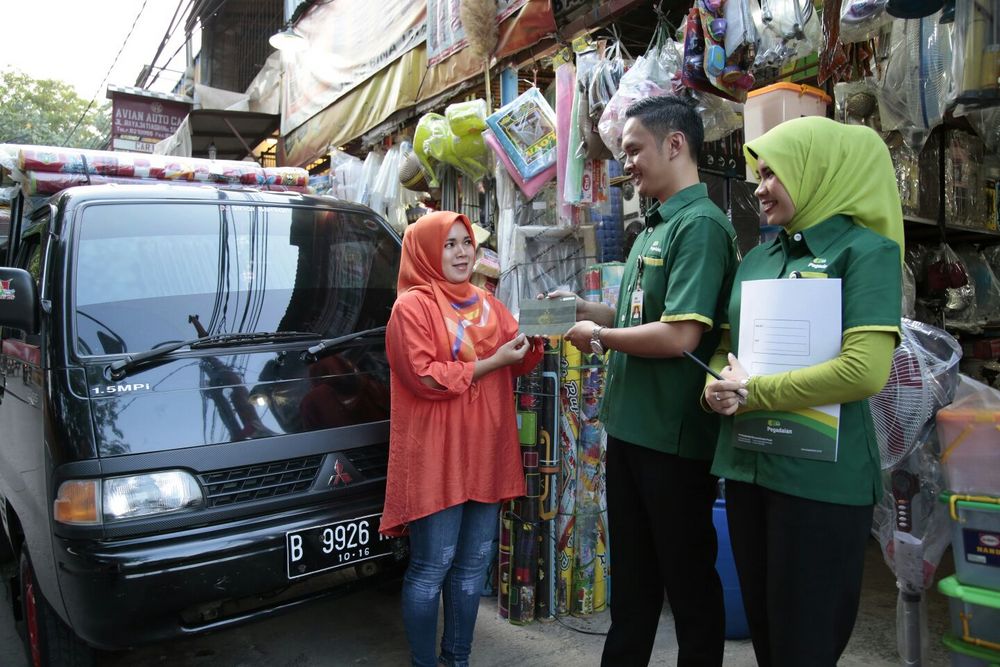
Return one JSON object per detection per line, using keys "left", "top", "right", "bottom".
{"left": 402, "top": 501, "right": 500, "bottom": 667}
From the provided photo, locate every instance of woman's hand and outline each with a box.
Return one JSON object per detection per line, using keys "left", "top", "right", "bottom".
{"left": 721, "top": 353, "right": 750, "bottom": 383}
{"left": 494, "top": 333, "right": 532, "bottom": 366}
{"left": 705, "top": 353, "right": 750, "bottom": 416}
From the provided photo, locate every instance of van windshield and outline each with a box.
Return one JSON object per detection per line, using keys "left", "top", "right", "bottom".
{"left": 74, "top": 202, "right": 400, "bottom": 357}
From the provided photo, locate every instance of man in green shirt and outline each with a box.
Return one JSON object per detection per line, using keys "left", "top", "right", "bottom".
{"left": 561, "top": 97, "right": 739, "bottom": 666}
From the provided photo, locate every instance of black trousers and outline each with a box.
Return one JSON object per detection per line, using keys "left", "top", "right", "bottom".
{"left": 600, "top": 437, "right": 724, "bottom": 667}
{"left": 725, "top": 480, "right": 874, "bottom": 667}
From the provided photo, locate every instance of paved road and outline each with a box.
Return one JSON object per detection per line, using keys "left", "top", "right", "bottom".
{"left": 1, "top": 541, "right": 951, "bottom": 666}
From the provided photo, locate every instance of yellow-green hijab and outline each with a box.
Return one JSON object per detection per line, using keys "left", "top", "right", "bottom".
{"left": 744, "top": 116, "right": 904, "bottom": 255}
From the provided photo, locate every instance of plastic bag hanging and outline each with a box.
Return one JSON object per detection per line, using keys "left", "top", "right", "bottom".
{"left": 876, "top": 14, "right": 954, "bottom": 151}
{"left": 753, "top": 0, "right": 820, "bottom": 70}
{"left": 840, "top": 0, "right": 893, "bottom": 43}
{"left": 949, "top": 0, "right": 1000, "bottom": 110}
{"left": 598, "top": 20, "right": 681, "bottom": 159}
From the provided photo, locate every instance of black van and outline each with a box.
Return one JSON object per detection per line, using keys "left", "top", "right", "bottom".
{"left": 0, "top": 184, "right": 406, "bottom": 665}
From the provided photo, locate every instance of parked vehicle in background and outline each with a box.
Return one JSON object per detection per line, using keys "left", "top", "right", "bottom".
{"left": 0, "top": 178, "right": 406, "bottom": 666}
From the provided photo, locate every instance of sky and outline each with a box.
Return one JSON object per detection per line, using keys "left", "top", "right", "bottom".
{"left": 2, "top": 0, "right": 192, "bottom": 100}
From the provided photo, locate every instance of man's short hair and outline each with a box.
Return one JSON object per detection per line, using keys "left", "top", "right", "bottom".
{"left": 624, "top": 96, "right": 704, "bottom": 163}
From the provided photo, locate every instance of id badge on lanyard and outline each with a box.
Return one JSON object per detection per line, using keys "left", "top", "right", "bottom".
{"left": 629, "top": 255, "right": 645, "bottom": 327}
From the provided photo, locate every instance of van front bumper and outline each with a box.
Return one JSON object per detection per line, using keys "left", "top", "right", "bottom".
{"left": 52, "top": 495, "right": 407, "bottom": 650}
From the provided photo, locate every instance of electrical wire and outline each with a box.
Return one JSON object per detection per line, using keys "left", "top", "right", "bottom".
{"left": 136, "top": 0, "right": 193, "bottom": 88}
{"left": 63, "top": 0, "right": 150, "bottom": 145}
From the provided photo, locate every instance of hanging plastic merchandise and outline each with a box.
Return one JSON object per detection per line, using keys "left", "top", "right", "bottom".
{"left": 369, "top": 143, "right": 417, "bottom": 234}
{"left": 356, "top": 151, "right": 383, "bottom": 207}
{"left": 328, "top": 148, "right": 364, "bottom": 202}
{"left": 876, "top": 13, "right": 954, "bottom": 150}
{"left": 493, "top": 161, "right": 521, "bottom": 316}
{"left": 834, "top": 78, "right": 881, "bottom": 127}
{"left": 575, "top": 46, "right": 613, "bottom": 160}
{"left": 752, "top": 0, "right": 820, "bottom": 70}
{"left": 692, "top": 90, "right": 744, "bottom": 142}
{"left": 586, "top": 37, "right": 629, "bottom": 159}
{"left": 870, "top": 319, "right": 961, "bottom": 666}
{"left": 598, "top": 27, "right": 681, "bottom": 159}
{"left": 693, "top": 0, "right": 757, "bottom": 100}
{"left": 555, "top": 60, "right": 576, "bottom": 225}
{"left": 840, "top": 0, "right": 894, "bottom": 43}
{"left": 954, "top": 245, "right": 1000, "bottom": 324}
{"left": 950, "top": 0, "right": 1000, "bottom": 109}
{"left": 413, "top": 106, "right": 491, "bottom": 188}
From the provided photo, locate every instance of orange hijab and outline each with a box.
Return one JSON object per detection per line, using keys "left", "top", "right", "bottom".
{"left": 397, "top": 211, "right": 502, "bottom": 361}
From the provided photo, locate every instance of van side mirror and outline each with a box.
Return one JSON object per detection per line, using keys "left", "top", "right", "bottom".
{"left": 0, "top": 268, "right": 39, "bottom": 335}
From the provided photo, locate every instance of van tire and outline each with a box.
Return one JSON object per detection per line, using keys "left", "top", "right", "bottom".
{"left": 18, "top": 550, "right": 94, "bottom": 667}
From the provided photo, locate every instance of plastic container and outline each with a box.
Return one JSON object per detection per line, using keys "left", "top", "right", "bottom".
{"left": 939, "top": 576, "right": 1000, "bottom": 657}
{"left": 743, "top": 83, "right": 832, "bottom": 181}
{"left": 937, "top": 409, "right": 1000, "bottom": 496}
{"left": 713, "top": 498, "right": 750, "bottom": 640}
{"left": 943, "top": 494, "right": 1000, "bottom": 590}
{"left": 943, "top": 634, "right": 1000, "bottom": 667}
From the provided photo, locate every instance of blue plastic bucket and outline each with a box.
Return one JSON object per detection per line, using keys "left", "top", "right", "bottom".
{"left": 714, "top": 498, "right": 750, "bottom": 640}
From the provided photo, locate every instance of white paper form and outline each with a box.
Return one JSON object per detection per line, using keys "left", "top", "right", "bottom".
{"left": 734, "top": 279, "right": 843, "bottom": 462}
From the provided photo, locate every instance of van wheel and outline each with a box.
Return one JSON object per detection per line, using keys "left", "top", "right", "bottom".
{"left": 18, "top": 551, "right": 94, "bottom": 667}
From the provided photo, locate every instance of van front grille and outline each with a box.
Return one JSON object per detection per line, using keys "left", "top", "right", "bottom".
{"left": 341, "top": 443, "right": 389, "bottom": 479}
{"left": 199, "top": 455, "right": 322, "bottom": 507}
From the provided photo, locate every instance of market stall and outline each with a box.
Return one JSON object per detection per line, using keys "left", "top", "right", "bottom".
{"left": 299, "top": 0, "right": 999, "bottom": 661}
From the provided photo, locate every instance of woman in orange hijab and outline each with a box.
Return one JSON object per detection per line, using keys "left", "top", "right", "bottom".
{"left": 380, "top": 211, "right": 542, "bottom": 667}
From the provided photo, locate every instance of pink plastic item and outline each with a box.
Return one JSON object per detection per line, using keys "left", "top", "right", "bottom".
{"left": 483, "top": 128, "right": 555, "bottom": 199}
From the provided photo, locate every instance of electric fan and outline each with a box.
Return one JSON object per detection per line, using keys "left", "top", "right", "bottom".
{"left": 869, "top": 318, "right": 961, "bottom": 469}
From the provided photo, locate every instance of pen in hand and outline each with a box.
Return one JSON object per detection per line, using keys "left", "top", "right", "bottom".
{"left": 682, "top": 351, "right": 747, "bottom": 405}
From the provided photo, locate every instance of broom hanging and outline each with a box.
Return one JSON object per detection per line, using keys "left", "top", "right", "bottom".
{"left": 460, "top": 0, "right": 498, "bottom": 113}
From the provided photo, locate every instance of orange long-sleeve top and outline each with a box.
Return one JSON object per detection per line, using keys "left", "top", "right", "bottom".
{"left": 379, "top": 290, "right": 543, "bottom": 536}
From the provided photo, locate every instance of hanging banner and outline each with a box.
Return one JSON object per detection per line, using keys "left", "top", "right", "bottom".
{"left": 281, "top": 1, "right": 427, "bottom": 135}
{"left": 427, "top": 0, "right": 529, "bottom": 66}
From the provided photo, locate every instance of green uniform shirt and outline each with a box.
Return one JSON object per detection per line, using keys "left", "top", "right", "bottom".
{"left": 600, "top": 183, "right": 739, "bottom": 459}
{"left": 711, "top": 215, "right": 902, "bottom": 505}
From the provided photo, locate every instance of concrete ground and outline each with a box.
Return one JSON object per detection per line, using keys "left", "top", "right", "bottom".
{"left": 1, "top": 538, "right": 954, "bottom": 666}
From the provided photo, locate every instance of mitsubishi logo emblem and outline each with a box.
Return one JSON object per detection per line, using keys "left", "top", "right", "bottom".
{"left": 329, "top": 458, "right": 353, "bottom": 487}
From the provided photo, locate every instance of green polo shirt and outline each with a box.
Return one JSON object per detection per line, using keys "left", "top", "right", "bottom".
{"left": 600, "top": 183, "right": 739, "bottom": 459}
{"left": 711, "top": 214, "right": 902, "bottom": 505}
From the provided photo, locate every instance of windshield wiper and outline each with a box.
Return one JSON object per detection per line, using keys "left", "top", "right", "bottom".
{"left": 107, "top": 331, "right": 321, "bottom": 381}
{"left": 302, "top": 326, "right": 387, "bottom": 362}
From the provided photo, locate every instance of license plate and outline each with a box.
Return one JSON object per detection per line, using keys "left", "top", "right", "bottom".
{"left": 286, "top": 513, "right": 395, "bottom": 579}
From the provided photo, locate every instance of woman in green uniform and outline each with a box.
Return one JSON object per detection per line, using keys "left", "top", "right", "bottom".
{"left": 704, "top": 116, "right": 903, "bottom": 667}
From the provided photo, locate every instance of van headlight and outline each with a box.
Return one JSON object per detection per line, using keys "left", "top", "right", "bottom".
{"left": 54, "top": 471, "right": 205, "bottom": 525}
{"left": 103, "top": 471, "right": 204, "bottom": 521}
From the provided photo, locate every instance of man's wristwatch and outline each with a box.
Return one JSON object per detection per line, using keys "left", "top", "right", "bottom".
{"left": 590, "top": 326, "right": 605, "bottom": 355}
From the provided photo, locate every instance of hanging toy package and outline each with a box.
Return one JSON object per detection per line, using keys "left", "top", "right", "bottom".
{"left": 485, "top": 88, "right": 558, "bottom": 183}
